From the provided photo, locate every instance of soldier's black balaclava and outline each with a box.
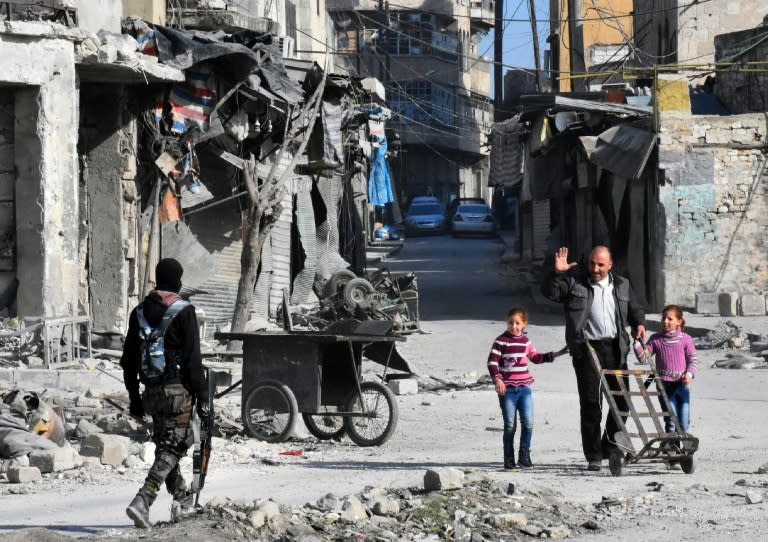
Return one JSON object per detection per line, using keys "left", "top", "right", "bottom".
{"left": 155, "top": 258, "right": 183, "bottom": 293}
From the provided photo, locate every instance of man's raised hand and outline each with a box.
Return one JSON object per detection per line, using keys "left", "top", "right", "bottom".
{"left": 554, "top": 247, "right": 577, "bottom": 273}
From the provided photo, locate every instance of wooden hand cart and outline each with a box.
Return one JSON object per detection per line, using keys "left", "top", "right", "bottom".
{"left": 215, "top": 325, "right": 409, "bottom": 447}
{"left": 588, "top": 344, "right": 699, "bottom": 476}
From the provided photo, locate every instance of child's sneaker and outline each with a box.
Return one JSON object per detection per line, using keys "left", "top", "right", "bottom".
{"left": 518, "top": 450, "right": 533, "bottom": 468}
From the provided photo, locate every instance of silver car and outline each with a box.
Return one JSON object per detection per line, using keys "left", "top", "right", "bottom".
{"left": 451, "top": 203, "right": 497, "bottom": 237}
{"left": 404, "top": 203, "right": 447, "bottom": 235}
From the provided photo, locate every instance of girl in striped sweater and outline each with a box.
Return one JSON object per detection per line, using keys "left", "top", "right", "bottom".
{"left": 487, "top": 308, "right": 568, "bottom": 470}
{"left": 634, "top": 304, "right": 698, "bottom": 435}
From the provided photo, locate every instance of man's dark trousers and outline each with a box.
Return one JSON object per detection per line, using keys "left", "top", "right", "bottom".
{"left": 573, "top": 339, "right": 629, "bottom": 462}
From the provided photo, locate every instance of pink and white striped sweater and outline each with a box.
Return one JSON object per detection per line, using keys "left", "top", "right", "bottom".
{"left": 487, "top": 332, "right": 554, "bottom": 387}
{"left": 633, "top": 329, "right": 698, "bottom": 382}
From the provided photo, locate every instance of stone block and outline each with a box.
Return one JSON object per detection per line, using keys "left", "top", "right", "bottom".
{"left": 79, "top": 433, "right": 130, "bottom": 466}
{"left": 739, "top": 294, "right": 767, "bottom": 316}
{"left": 387, "top": 378, "right": 418, "bottom": 396}
{"left": 695, "top": 292, "right": 719, "bottom": 315}
{"left": 29, "top": 447, "right": 80, "bottom": 473}
{"left": 423, "top": 468, "right": 465, "bottom": 491}
{"left": 7, "top": 466, "right": 42, "bottom": 483}
{"left": 718, "top": 292, "right": 739, "bottom": 317}
{"left": 75, "top": 419, "right": 103, "bottom": 438}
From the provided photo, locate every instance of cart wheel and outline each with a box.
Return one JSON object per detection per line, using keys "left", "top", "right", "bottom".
{"left": 343, "top": 381, "right": 399, "bottom": 447}
{"left": 680, "top": 456, "right": 696, "bottom": 474}
{"left": 302, "top": 413, "right": 345, "bottom": 440}
{"left": 608, "top": 453, "right": 623, "bottom": 477}
{"left": 242, "top": 380, "right": 298, "bottom": 443}
{"left": 343, "top": 278, "right": 375, "bottom": 310}
{"left": 323, "top": 270, "right": 357, "bottom": 298}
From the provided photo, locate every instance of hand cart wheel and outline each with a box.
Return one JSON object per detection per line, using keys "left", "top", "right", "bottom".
{"left": 302, "top": 413, "right": 346, "bottom": 440}
{"left": 679, "top": 456, "right": 696, "bottom": 474}
{"left": 343, "top": 381, "right": 399, "bottom": 447}
{"left": 242, "top": 380, "right": 298, "bottom": 443}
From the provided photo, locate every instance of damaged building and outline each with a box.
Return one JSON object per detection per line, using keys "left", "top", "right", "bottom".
{"left": 492, "top": 8, "right": 768, "bottom": 317}
{"left": 328, "top": 0, "right": 494, "bottom": 207}
{"left": 0, "top": 0, "right": 396, "bottom": 361}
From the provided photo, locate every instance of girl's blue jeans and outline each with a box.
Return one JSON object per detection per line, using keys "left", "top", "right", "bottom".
{"left": 498, "top": 384, "right": 533, "bottom": 457}
{"left": 662, "top": 381, "right": 691, "bottom": 433}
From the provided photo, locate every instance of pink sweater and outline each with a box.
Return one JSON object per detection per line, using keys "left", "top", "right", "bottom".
{"left": 487, "top": 332, "right": 554, "bottom": 387}
{"left": 634, "top": 329, "right": 698, "bottom": 382}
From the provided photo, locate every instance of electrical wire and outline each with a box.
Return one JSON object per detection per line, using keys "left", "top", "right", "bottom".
{"left": 377, "top": 0, "right": 713, "bottom": 24}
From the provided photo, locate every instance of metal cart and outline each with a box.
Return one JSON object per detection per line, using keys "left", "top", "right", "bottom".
{"left": 215, "top": 324, "right": 409, "bottom": 447}
{"left": 588, "top": 344, "right": 699, "bottom": 476}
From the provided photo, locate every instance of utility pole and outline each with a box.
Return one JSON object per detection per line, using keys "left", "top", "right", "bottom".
{"left": 567, "top": 0, "right": 586, "bottom": 92}
{"left": 527, "top": 0, "right": 542, "bottom": 92}
{"left": 494, "top": 0, "right": 503, "bottom": 119}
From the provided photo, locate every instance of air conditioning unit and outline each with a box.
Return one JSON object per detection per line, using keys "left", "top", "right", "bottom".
{"left": 277, "top": 36, "right": 295, "bottom": 58}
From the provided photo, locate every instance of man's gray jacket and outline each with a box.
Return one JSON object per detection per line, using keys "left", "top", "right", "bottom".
{"left": 541, "top": 269, "right": 646, "bottom": 361}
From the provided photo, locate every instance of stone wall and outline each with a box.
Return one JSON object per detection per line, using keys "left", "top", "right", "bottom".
{"left": 714, "top": 26, "right": 768, "bottom": 114}
{"left": 657, "top": 111, "right": 768, "bottom": 315}
{"left": 0, "top": 24, "right": 80, "bottom": 319}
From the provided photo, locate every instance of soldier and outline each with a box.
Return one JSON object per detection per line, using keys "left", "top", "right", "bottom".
{"left": 120, "top": 258, "right": 209, "bottom": 528}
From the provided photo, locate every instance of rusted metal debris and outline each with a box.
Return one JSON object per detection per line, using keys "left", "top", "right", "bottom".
{"left": 283, "top": 268, "right": 420, "bottom": 335}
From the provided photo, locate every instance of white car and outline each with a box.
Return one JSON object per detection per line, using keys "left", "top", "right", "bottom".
{"left": 451, "top": 203, "right": 497, "bottom": 237}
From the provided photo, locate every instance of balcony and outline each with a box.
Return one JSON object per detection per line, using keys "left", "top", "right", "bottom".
{"left": 470, "top": 0, "right": 494, "bottom": 31}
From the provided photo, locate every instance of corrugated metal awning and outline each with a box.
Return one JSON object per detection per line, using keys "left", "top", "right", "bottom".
{"left": 578, "top": 125, "right": 656, "bottom": 180}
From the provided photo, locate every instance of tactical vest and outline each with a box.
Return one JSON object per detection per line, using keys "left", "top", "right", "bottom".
{"left": 136, "top": 299, "right": 190, "bottom": 381}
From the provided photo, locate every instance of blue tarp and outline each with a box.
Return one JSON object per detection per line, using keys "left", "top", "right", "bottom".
{"left": 368, "top": 135, "right": 394, "bottom": 206}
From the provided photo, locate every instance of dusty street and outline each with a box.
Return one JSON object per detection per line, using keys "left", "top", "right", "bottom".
{"left": 1, "top": 234, "right": 768, "bottom": 541}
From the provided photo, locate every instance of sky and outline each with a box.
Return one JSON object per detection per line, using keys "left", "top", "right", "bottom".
{"left": 478, "top": 0, "right": 551, "bottom": 97}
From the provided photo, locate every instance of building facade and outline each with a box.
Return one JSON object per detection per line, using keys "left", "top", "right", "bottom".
{"left": 328, "top": 0, "right": 493, "bottom": 207}
{"left": 547, "top": 0, "right": 633, "bottom": 92}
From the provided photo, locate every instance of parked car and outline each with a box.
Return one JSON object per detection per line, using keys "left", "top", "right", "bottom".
{"left": 404, "top": 203, "right": 447, "bottom": 235}
{"left": 447, "top": 197, "right": 485, "bottom": 217}
{"left": 408, "top": 195, "right": 440, "bottom": 207}
{"left": 451, "top": 203, "right": 497, "bottom": 237}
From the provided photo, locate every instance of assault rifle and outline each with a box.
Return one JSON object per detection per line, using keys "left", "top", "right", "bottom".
{"left": 192, "top": 368, "right": 215, "bottom": 506}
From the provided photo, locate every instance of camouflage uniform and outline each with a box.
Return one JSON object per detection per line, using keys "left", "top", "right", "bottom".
{"left": 141, "top": 383, "right": 194, "bottom": 499}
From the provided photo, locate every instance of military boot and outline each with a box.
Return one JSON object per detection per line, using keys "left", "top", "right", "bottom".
{"left": 126, "top": 486, "right": 157, "bottom": 529}
{"left": 170, "top": 490, "right": 196, "bottom": 522}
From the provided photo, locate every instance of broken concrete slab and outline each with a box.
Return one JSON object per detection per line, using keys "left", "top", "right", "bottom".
{"left": 29, "top": 447, "right": 81, "bottom": 473}
{"left": 711, "top": 353, "right": 768, "bottom": 370}
{"left": 79, "top": 433, "right": 131, "bottom": 466}
{"left": 424, "top": 468, "right": 464, "bottom": 491}
{"left": 718, "top": 292, "right": 739, "bottom": 317}
{"left": 695, "top": 292, "right": 719, "bottom": 315}
{"left": 740, "top": 294, "right": 767, "bottom": 316}
{"left": 7, "top": 465, "right": 42, "bottom": 483}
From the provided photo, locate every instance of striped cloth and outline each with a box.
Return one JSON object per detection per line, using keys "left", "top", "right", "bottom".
{"left": 634, "top": 329, "right": 698, "bottom": 382}
{"left": 487, "top": 332, "right": 554, "bottom": 387}
{"left": 168, "top": 69, "right": 215, "bottom": 134}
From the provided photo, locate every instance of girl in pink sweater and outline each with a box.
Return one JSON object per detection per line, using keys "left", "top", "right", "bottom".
{"left": 487, "top": 307, "right": 568, "bottom": 470}
{"left": 634, "top": 305, "right": 698, "bottom": 434}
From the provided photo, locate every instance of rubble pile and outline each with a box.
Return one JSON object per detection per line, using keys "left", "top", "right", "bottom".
{"left": 76, "top": 470, "right": 669, "bottom": 542}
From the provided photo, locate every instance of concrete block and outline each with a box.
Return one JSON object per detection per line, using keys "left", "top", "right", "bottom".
{"left": 718, "top": 292, "right": 739, "bottom": 316}
{"left": 423, "top": 468, "right": 465, "bottom": 491}
{"left": 75, "top": 419, "right": 103, "bottom": 438}
{"left": 695, "top": 292, "right": 720, "bottom": 314}
{"left": 740, "top": 294, "right": 767, "bottom": 316}
{"left": 79, "top": 434, "right": 130, "bottom": 466}
{"left": 29, "top": 447, "right": 80, "bottom": 473}
{"left": 387, "top": 378, "right": 418, "bottom": 395}
{"left": 7, "top": 466, "right": 42, "bottom": 483}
